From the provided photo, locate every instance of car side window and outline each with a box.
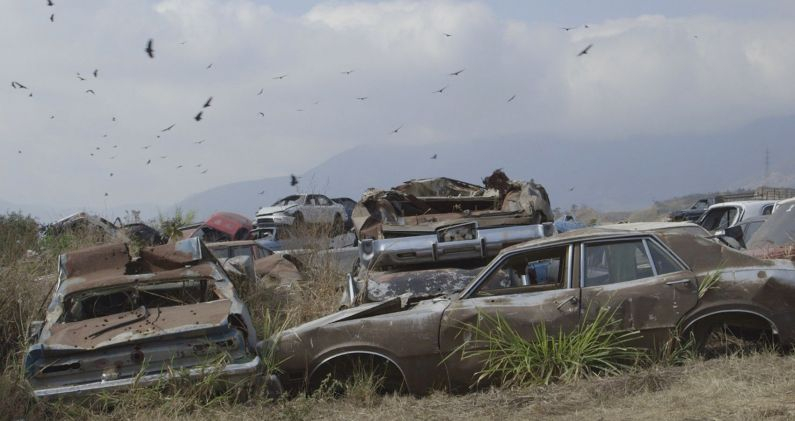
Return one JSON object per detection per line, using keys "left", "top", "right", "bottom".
{"left": 762, "top": 205, "right": 773, "bottom": 215}
{"left": 646, "top": 240, "right": 683, "bottom": 275}
{"left": 317, "top": 196, "right": 331, "bottom": 206}
{"left": 475, "top": 246, "right": 567, "bottom": 297}
{"left": 583, "top": 240, "right": 653, "bottom": 287}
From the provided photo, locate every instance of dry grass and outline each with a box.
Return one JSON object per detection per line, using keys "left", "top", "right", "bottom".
{"left": 36, "top": 351, "right": 795, "bottom": 421}
{"left": 5, "top": 213, "right": 795, "bottom": 420}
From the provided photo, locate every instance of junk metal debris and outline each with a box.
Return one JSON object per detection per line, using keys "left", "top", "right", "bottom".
{"left": 351, "top": 169, "right": 552, "bottom": 240}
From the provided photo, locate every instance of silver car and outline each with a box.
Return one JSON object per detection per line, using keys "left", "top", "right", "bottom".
{"left": 256, "top": 194, "right": 347, "bottom": 233}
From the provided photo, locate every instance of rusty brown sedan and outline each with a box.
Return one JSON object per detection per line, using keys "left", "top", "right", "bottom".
{"left": 264, "top": 223, "right": 795, "bottom": 394}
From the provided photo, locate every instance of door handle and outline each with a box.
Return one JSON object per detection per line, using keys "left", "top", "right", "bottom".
{"left": 556, "top": 295, "right": 578, "bottom": 310}
{"left": 665, "top": 279, "right": 693, "bottom": 286}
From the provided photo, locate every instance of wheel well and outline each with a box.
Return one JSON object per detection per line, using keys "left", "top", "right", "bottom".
{"left": 683, "top": 311, "right": 777, "bottom": 343}
{"left": 308, "top": 352, "right": 407, "bottom": 393}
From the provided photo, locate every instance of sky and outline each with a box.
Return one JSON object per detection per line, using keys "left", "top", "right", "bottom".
{"left": 2, "top": 0, "right": 795, "bottom": 219}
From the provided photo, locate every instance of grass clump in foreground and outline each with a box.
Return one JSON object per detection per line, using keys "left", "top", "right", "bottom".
{"left": 455, "top": 307, "right": 646, "bottom": 387}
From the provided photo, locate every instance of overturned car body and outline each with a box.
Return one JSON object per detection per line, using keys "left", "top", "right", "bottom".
{"left": 25, "top": 238, "right": 262, "bottom": 399}
{"left": 267, "top": 224, "right": 795, "bottom": 395}
{"left": 351, "top": 170, "right": 552, "bottom": 240}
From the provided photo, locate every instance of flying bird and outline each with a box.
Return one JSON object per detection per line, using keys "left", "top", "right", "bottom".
{"left": 577, "top": 44, "right": 593, "bottom": 56}
{"left": 47, "top": 0, "right": 53, "bottom": 6}
{"left": 49, "top": 115, "right": 54, "bottom": 119}
{"left": 272, "top": 74, "right": 287, "bottom": 80}
{"left": 433, "top": 86, "right": 447, "bottom": 94}
{"left": 289, "top": 174, "right": 299, "bottom": 186}
{"left": 85, "top": 89, "right": 95, "bottom": 94}
{"left": 258, "top": 112, "right": 265, "bottom": 117}
{"left": 49, "top": 14, "right": 54, "bottom": 22}
{"left": 206, "top": 63, "right": 213, "bottom": 69}
{"left": 355, "top": 97, "right": 368, "bottom": 101}
{"left": 160, "top": 155, "right": 167, "bottom": 159}
{"left": 142, "top": 145, "right": 151, "bottom": 149}
{"left": 258, "top": 190, "right": 265, "bottom": 195}
{"left": 561, "top": 26, "right": 577, "bottom": 31}
{"left": 200, "top": 169, "right": 208, "bottom": 174}
{"left": 194, "top": 111, "right": 203, "bottom": 121}
{"left": 145, "top": 39, "right": 154, "bottom": 58}
{"left": 29, "top": 92, "right": 33, "bottom": 97}
{"left": 569, "top": 186, "right": 575, "bottom": 191}
{"left": 146, "top": 159, "right": 151, "bottom": 165}
{"left": 11, "top": 81, "right": 28, "bottom": 89}
{"left": 391, "top": 124, "right": 403, "bottom": 134}
{"left": 430, "top": 154, "right": 437, "bottom": 159}
{"left": 104, "top": 193, "right": 108, "bottom": 197}
{"left": 17, "top": 150, "right": 22, "bottom": 154}
{"left": 193, "top": 139, "right": 206, "bottom": 144}
{"left": 257, "top": 88, "right": 264, "bottom": 95}
{"left": 203, "top": 96, "right": 212, "bottom": 108}
{"left": 443, "top": 32, "right": 452, "bottom": 37}
{"left": 176, "top": 165, "right": 183, "bottom": 169}
{"left": 112, "top": 116, "right": 116, "bottom": 121}
{"left": 161, "top": 123, "right": 175, "bottom": 132}
{"left": 109, "top": 172, "right": 113, "bottom": 177}
{"left": 77, "top": 74, "right": 86, "bottom": 81}
{"left": 93, "top": 69, "right": 98, "bottom": 78}
{"left": 341, "top": 70, "right": 355, "bottom": 75}
{"left": 449, "top": 68, "right": 465, "bottom": 76}
{"left": 507, "top": 94, "right": 516, "bottom": 103}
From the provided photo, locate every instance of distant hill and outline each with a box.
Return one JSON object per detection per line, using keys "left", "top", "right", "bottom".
{"left": 176, "top": 114, "right": 795, "bottom": 220}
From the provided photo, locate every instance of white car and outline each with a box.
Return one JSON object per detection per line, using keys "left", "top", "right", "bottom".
{"left": 698, "top": 200, "right": 776, "bottom": 233}
{"left": 256, "top": 194, "right": 347, "bottom": 233}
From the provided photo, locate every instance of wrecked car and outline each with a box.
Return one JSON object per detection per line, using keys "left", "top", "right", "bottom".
{"left": 265, "top": 223, "right": 795, "bottom": 394}
{"left": 343, "top": 222, "right": 556, "bottom": 306}
{"left": 177, "top": 212, "right": 253, "bottom": 242}
{"left": 25, "top": 238, "right": 264, "bottom": 399}
{"left": 207, "top": 240, "right": 303, "bottom": 286}
{"left": 743, "top": 198, "right": 795, "bottom": 259}
{"left": 255, "top": 194, "right": 347, "bottom": 234}
{"left": 698, "top": 200, "right": 776, "bottom": 233}
{"left": 351, "top": 169, "right": 552, "bottom": 240}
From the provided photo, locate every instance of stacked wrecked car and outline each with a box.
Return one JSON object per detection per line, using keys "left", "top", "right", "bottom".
{"left": 24, "top": 238, "right": 265, "bottom": 399}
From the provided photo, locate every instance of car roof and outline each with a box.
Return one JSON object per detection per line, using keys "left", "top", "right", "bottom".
{"left": 503, "top": 222, "right": 696, "bottom": 252}
{"left": 707, "top": 200, "right": 776, "bottom": 210}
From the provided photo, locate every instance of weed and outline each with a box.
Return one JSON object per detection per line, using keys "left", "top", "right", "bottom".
{"left": 453, "top": 307, "right": 645, "bottom": 387}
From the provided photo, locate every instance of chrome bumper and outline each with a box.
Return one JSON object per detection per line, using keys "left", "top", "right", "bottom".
{"left": 33, "top": 356, "right": 267, "bottom": 399}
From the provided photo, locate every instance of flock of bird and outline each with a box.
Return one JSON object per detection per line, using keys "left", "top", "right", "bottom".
{"left": 9, "top": 1, "right": 597, "bottom": 200}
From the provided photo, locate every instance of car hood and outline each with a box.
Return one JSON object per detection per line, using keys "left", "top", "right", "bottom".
{"left": 257, "top": 205, "right": 297, "bottom": 216}
{"left": 280, "top": 296, "right": 422, "bottom": 338}
{"left": 365, "top": 267, "right": 482, "bottom": 302}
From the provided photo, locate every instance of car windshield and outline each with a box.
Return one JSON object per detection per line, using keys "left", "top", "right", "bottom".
{"left": 272, "top": 195, "right": 303, "bottom": 206}
{"left": 61, "top": 279, "right": 217, "bottom": 322}
{"left": 748, "top": 202, "right": 795, "bottom": 249}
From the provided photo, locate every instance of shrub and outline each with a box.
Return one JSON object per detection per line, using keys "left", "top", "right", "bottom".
{"left": 454, "top": 307, "right": 645, "bottom": 387}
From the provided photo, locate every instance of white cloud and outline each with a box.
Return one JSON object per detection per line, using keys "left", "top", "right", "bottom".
{"left": 1, "top": 1, "right": 794, "bottom": 214}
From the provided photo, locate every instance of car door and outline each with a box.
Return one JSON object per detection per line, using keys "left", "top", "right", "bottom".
{"left": 316, "top": 195, "right": 334, "bottom": 223}
{"left": 302, "top": 195, "right": 319, "bottom": 223}
{"left": 578, "top": 236, "right": 699, "bottom": 348}
{"left": 438, "top": 244, "right": 580, "bottom": 389}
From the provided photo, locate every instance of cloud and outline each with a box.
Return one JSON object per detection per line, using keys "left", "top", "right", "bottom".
{"left": 1, "top": 0, "right": 794, "bottom": 214}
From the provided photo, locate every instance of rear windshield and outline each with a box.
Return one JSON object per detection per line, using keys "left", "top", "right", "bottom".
{"left": 62, "top": 279, "right": 217, "bottom": 322}
{"left": 748, "top": 203, "right": 795, "bottom": 249}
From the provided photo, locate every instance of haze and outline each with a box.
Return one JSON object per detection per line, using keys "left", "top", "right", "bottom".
{"left": 2, "top": 0, "right": 795, "bottom": 221}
